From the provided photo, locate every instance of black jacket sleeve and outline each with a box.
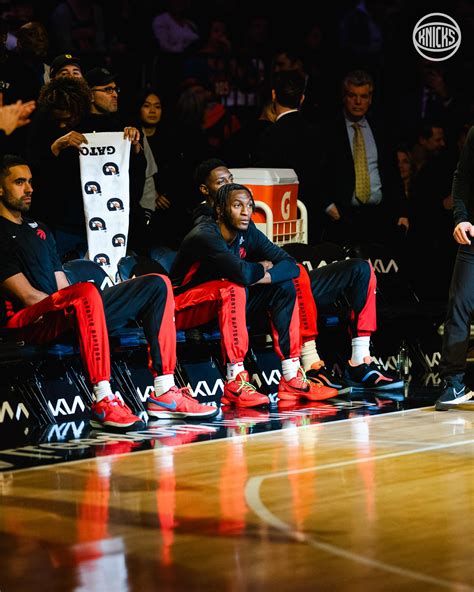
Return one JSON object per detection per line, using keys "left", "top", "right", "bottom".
{"left": 453, "top": 126, "right": 474, "bottom": 226}
{"left": 244, "top": 224, "right": 300, "bottom": 283}
{"left": 193, "top": 226, "right": 266, "bottom": 285}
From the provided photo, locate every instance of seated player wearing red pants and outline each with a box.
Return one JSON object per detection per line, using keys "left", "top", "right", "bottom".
{"left": 0, "top": 155, "right": 217, "bottom": 430}
{"left": 193, "top": 159, "right": 402, "bottom": 394}
{"left": 171, "top": 182, "right": 338, "bottom": 407}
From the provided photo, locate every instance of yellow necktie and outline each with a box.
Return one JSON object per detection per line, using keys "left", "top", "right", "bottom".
{"left": 352, "top": 122, "right": 371, "bottom": 204}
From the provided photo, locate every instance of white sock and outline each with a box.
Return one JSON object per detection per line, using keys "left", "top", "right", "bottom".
{"left": 351, "top": 336, "right": 371, "bottom": 365}
{"left": 227, "top": 362, "right": 245, "bottom": 380}
{"left": 300, "top": 340, "right": 321, "bottom": 371}
{"left": 93, "top": 380, "right": 114, "bottom": 402}
{"left": 154, "top": 374, "right": 175, "bottom": 396}
{"left": 281, "top": 357, "right": 300, "bottom": 381}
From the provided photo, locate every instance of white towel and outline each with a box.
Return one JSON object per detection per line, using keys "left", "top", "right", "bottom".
{"left": 79, "top": 131, "right": 131, "bottom": 282}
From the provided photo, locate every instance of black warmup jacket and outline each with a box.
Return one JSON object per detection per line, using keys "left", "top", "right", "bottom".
{"left": 171, "top": 218, "right": 299, "bottom": 295}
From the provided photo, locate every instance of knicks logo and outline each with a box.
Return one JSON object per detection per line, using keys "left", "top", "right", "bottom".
{"left": 36, "top": 229, "right": 46, "bottom": 240}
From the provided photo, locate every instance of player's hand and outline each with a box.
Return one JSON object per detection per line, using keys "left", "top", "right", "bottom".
{"left": 453, "top": 222, "right": 474, "bottom": 245}
{"left": 326, "top": 203, "right": 341, "bottom": 221}
{"left": 259, "top": 260, "right": 273, "bottom": 271}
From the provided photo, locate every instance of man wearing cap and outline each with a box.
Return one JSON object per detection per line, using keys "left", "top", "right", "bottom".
{"left": 49, "top": 53, "right": 82, "bottom": 79}
{"left": 85, "top": 67, "right": 119, "bottom": 116}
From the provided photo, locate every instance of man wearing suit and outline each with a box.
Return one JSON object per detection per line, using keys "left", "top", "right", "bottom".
{"left": 319, "top": 69, "right": 408, "bottom": 249}
{"left": 255, "top": 69, "right": 321, "bottom": 243}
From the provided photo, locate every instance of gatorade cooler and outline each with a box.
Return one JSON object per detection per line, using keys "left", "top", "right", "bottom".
{"left": 230, "top": 168, "right": 302, "bottom": 244}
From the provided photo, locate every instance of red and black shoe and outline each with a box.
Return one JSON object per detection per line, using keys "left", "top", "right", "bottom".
{"left": 278, "top": 367, "right": 338, "bottom": 402}
{"left": 221, "top": 371, "right": 270, "bottom": 408}
{"left": 306, "top": 362, "right": 352, "bottom": 395}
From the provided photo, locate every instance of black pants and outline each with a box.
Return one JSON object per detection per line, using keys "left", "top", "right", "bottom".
{"left": 310, "top": 258, "right": 377, "bottom": 336}
{"left": 321, "top": 204, "right": 402, "bottom": 250}
{"left": 101, "top": 274, "right": 176, "bottom": 376}
{"left": 439, "top": 243, "right": 474, "bottom": 382}
{"left": 245, "top": 279, "right": 301, "bottom": 360}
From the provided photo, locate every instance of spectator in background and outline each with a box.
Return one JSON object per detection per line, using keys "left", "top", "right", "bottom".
{"left": 152, "top": 0, "right": 200, "bottom": 106}
{"left": 0, "top": 17, "right": 24, "bottom": 103}
{"left": 49, "top": 52, "right": 82, "bottom": 79}
{"left": 152, "top": 0, "right": 199, "bottom": 55}
{"left": 396, "top": 59, "right": 470, "bottom": 148}
{"left": 26, "top": 76, "right": 92, "bottom": 255}
{"left": 338, "top": 0, "right": 384, "bottom": 72}
{"left": 184, "top": 16, "right": 232, "bottom": 104}
{"left": 14, "top": 21, "right": 50, "bottom": 100}
{"left": 27, "top": 73, "right": 144, "bottom": 258}
{"left": 224, "top": 98, "right": 275, "bottom": 167}
{"left": 131, "top": 87, "right": 181, "bottom": 253}
{"left": 318, "top": 69, "right": 408, "bottom": 250}
{"left": 49, "top": 0, "right": 105, "bottom": 54}
{"left": 411, "top": 121, "right": 446, "bottom": 173}
{"left": 0, "top": 1, "right": 36, "bottom": 50}
{"left": 255, "top": 69, "right": 321, "bottom": 242}
{"left": 397, "top": 145, "right": 415, "bottom": 200}
{"left": 408, "top": 121, "right": 457, "bottom": 301}
{"left": 270, "top": 45, "right": 321, "bottom": 123}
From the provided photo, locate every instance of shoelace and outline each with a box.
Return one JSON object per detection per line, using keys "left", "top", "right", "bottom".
{"left": 177, "top": 387, "right": 195, "bottom": 401}
{"left": 294, "top": 367, "right": 311, "bottom": 387}
{"left": 104, "top": 394, "right": 133, "bottom": 414}
{"left": 237, "top": 377, "right": 258, "bottom": 394}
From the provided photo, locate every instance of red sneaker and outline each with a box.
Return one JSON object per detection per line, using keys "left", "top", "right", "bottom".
{"left": 278, "top": 368, "right": 337, "bottom": 401}
{"left": 147, "top": 386, "right": 219, "bottom": 419}
{"left": 90, "top": 394, "right": 145, "bottom": 430}
{"left": 221, "top": 371, "right": 269, "bottom": 407}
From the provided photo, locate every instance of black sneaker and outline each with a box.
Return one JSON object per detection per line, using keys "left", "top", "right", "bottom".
{"left": 306, "top": 366, "right": 352, "bottom": 394}
{"left": 435, "top": 381, "right": 473, "bottom": 411}
{"left": 343, "top": 357, "right": 403, "bottom": 391}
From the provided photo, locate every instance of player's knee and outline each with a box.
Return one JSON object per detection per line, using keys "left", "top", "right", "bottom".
{"left": 277, "top": 279, "right": 297, "bottom": 299}
{"left": 140, "top": 273, "right": 172, "bottom": 294}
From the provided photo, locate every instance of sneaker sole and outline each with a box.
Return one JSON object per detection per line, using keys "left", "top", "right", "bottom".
{"left": 89, "top": 419, "right": 145, "bottom": 430}
{"left": 221, "top": 395, "right": 269, "bottom": 408}
{"left": 277, "top": 389, "right": 305, "bottom": 401}
{"left": 311, "top": 383, "right": 352, "bottom": 395}
{"left": 345, "top": 379, "right": 404, "bottom": 391}
{"left": 147, "top": 408, "right": 219, "bottom": 419}
{"left": 278, "top": 389, "right": 336, "bottom": 402}
{"left": 308, "top": 377, "right": 352, "bottom": 395}
{"left": 435, "top": 390, "right": 473, "bottom": 411}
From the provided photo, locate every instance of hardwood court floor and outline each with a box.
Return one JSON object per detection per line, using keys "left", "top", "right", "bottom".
{"left": 0, "top": 405, "right": 473, "bottom": 592}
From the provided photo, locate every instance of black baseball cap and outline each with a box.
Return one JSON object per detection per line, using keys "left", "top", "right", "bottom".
{"left": 85, "top": 67, "right": 117, "bottom": 87}
{"left": 50, "top": 54, "right": 82, "bottom": 77}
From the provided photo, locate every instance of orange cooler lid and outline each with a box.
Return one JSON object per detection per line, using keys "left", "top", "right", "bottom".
{"left": 230, "top": 167, "right": 299, "bottom": 186}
